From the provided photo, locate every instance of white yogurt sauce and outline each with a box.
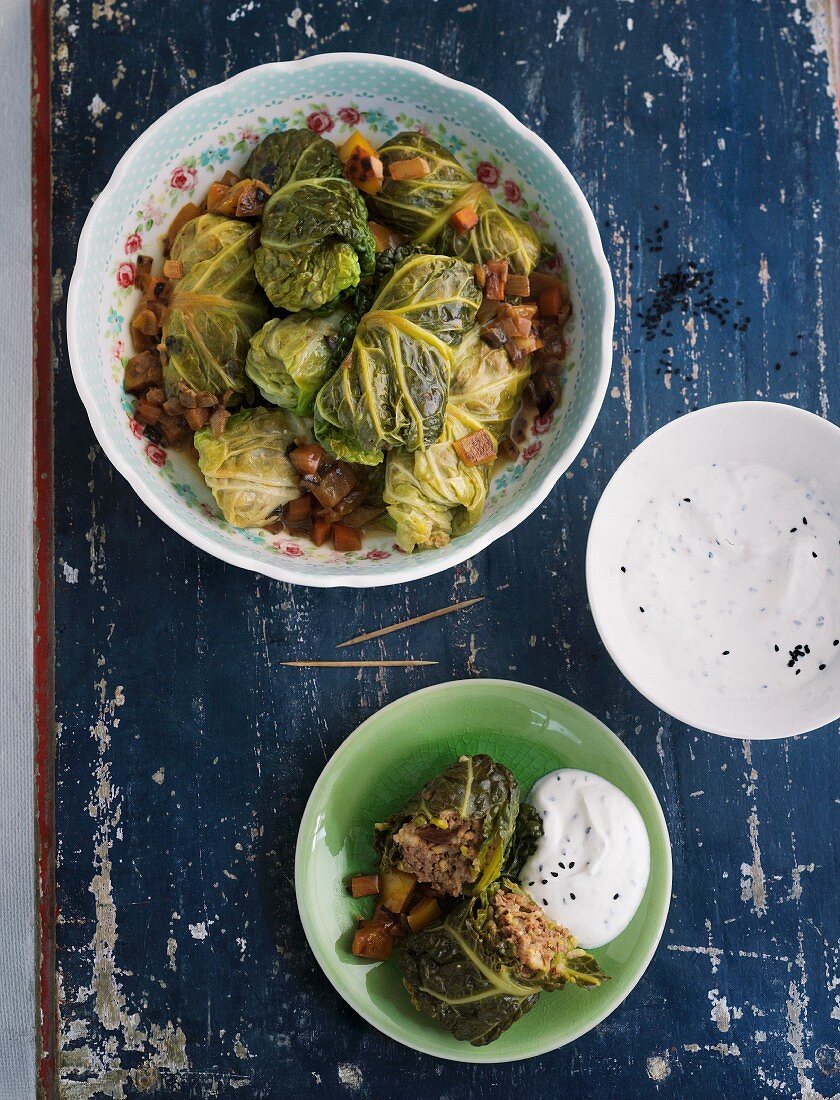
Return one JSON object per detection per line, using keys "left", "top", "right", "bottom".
{"left": 521, "top": 769, "right": 650, "bottom": 949}
{"left": 618, "top": 462, "right": 840, "bottom": 694}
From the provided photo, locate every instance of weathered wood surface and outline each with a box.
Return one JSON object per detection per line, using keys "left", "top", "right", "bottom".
{"left": 50, "top": 1, "right": 839, "bottom": 1096}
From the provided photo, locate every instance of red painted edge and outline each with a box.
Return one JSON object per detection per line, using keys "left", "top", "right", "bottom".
{"left": 32, "top": 0, "right": 56, "bottom": 1094}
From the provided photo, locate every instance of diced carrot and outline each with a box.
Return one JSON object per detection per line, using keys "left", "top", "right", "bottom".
{"left": 284, "top": 495, "right": 313, "bottom": 524}
{"left": 368, "top": 220, "right": 398, "bottom": 253}
{"left": 387, "top": 156, "right": 431, "bottom": 181}
{"left": 407, "top": 897, "right": 441, "bottom": 933}
{"left": 505, "top": 274, "right": 531, "bottom": 298}
{"left": 483, "top": 258, "right": 509, "bottom": 301}
{"left": 333, "top": 524, "right": 362, "bottom": 552}
{"left": 344, "top": 150, "right": 384, "bottom": 196}
{"left": 206, "top": 181, "right": 231, "bottom": 213}
{"left": 220, "top": 169, "right": 240, "bottom": 188}
{"left": 164, "top": 202, "right": 200, "bottom": 254}
{"left": 338, "top": 130, "right": 377, "bottom": 163}
{"left": 184, "top": 406, "right": 210, "bottom": 432}
{"left": 538, "top": 284, "right": 563, "bottom": 317}
{"left": 162, "top": 259, "right": 184, "bottom": 280}
{"left": 450, "top": 206, "right": 479, "bottom": 235}
{"left": 350, "top": 874, "right": 380, "bottom": 899}
{"left": 351, "top": 923, "right": 393, "bottom": 961}
{"left": 311, "top": 519, "right": 333, "bottom": 547}
{"left": 131, "top": 308, "right": 160, "bottom": 337}
{"left": 145, "top": 387, "right": 166, "bottom": 407}
{"left": 527, "top": 271, "right": 564, "bottom": 296}
{"left": 453, "top": 429, "right": 497, "bottom": 467}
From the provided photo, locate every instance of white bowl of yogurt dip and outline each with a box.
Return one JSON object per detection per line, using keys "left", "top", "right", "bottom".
{"left": 587, "top": 402, "right": 840, "bottom": 739}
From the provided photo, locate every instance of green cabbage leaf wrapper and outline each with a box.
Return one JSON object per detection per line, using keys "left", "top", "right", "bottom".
{"left": 376, "top": 754, "right": 520, "bottom": 897}
{"left": 502, "top": 802, "right": 545, "bottom": 880}
{"left": 372, "top": 132, "right": 541, "bottom": 274}
{"left": 161, "top": 213, "right": 270, "bottom": 401}
{"left": 314, "top": 254, "right": 481, "bottom": 465}
{"left": 399, "top": 878, "right": 607, "bottom": 1046}
{"left": 256, "top": 176, "right": 376, "bottom": 312}
{"left": 243, "top": 128, "right": 343, "bottom": 191}
{"left": 245, "top": 306, "right": 357, "bottom": 416}
{"left": 194, "top": 406, "right": 305, "bottom": 528}
{"left": 384, "top": 327, "right": 531, "bottom": 551}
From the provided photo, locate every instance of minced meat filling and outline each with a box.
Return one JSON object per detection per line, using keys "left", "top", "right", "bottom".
{"left": 393, "top": 810, "right": 481, "bottom": 896}
{"left": 489, "top": 890, "right": 573, "bottom": 975}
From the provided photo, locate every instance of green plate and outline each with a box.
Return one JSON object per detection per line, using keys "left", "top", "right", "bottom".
{"left": 294, "top": 679, "right": 672, "bottom": 1062}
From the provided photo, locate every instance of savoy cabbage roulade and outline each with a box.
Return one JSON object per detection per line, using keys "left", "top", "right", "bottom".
{"left": 313, "top": 253, "right": 481, "bottom": 466}
{"left": 371, "top": 132, "right": 541, "bottom": 275}
{"left": 161, "top": 213, "right": 270, "bottom": 402}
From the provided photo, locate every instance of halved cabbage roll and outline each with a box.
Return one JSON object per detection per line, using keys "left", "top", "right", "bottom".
{"left": 245, "top": 306, "right": 356, "bottom": 416}
{"left": 162, "top": 213, "right": 270, "bottom": 402}
{"left": 399, "top": 878, "right": 606, "bottom": 1046}
{"left": 194, "top": 407, "right": 302, "bottom": 528}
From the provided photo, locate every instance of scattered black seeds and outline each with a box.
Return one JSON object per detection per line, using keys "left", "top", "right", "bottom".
{"left": 722, "top": 650, "right": 730, "bottom": 655}
{"left": 683, "top": 497, "right": 691, "bottom": 503}
{"left": 640, "top": 606, "right": 645, "bottom": 613}
{"left": 805, "top": 645, "right": 810, "bottom": 654}
{"left": 613, "top": 893, "right": 620, "bottom": 900}
{"left": 558, "top": 862, "right": 565, "bottom": 869}
{"left": 795, "top": 669, "right": 801, "bottom": 676}
{"left": 812, "top": 552, "right": 818, "bottom": 558}
{"left": 819, "top": 664, "right": 826, "bottom": 671}
{"left": 802, "top": 517, "right": 808, "bottom": 525}
{"left": 541, "top": 879, "right": 548, "bottom": 885}
{"left": 550, "top": 871, "right": 558, "bottom": 878}
{"left": 543, "top": 899, "right": 548, "bottom": 907}
{"left": 569, "top": 861, "right": 575, "bottom": 868}
{"left": 834, "top": 640, "right": 839, "bottom": 646}
{"left": 528, "top": 881, "right": 535, "bottom": 887}
{"left": 570, "top": 893, "right": 576, "bottom": 901}
{"left": 621, "top": 565, "right": 627, "bottom": 573}
{"left": 774, "top": 644, "right": 779, "bottom": 652}
{"left": 790, "top": 527, "right": 798, "bottom": 533}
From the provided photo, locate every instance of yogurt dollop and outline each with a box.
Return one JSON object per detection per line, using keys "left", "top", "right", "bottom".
{"left": 521, "top": 769, "right": 650, "bottom": 949}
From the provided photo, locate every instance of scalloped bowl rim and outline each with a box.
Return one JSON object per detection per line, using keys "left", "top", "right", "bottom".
{"left": 294, "top": 679, "right": 673, "bottom": 1062}
{"left": 67, "top": 54, "right": 615, "bottom": 588}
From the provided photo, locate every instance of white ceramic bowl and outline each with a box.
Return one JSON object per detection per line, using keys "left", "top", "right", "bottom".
{"left": 67, "top": 54, "right": 614, "bottom": 587}
{"left": 586, "top": 403, "right": 840, "bottom": 738}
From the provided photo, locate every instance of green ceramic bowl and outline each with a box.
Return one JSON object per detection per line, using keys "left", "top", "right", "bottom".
{"left": 295, "top": 680, "right": 672, "bottom": 1063}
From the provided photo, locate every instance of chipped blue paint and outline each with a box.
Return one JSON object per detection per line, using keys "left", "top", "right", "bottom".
{"left": 51, "top": 1, "right": 839, "bottom": 1096}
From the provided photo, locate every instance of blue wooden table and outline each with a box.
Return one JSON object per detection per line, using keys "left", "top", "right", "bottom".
{"left": 49, "top": 1, "right": 840, "bottom": 1096}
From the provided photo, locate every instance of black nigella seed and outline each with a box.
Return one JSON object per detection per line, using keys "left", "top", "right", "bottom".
{"left": 795, "top": 669, "right": 801, "bottom": 676}
{"left": 550, "top": 871, "right": 558, "bottom": 878}
{"left": 774, "top": 644, "right": 780, "bottom": 652}
{"left": 528, "top": 881, "right": 535, "bottom": 887}
{"left": 541, "top": 879, "right": 548, "bottom": 885}
{"left": 835, "top": 640, "right": 839, "bottom": 646}
{"left": 812, "top": 551, "right": 818, "bottom": 558}
{"left": 640, "top": 606, "right": 645, "bottom": 613}
{"left": 819, "top": 664, "right": 826, "bottom": 671}
{"left": 621, "top": 565, "right": 627, "bottom": 573}
{"left": 790, "top": 528, "right": 797, "bottom": 533}
{"left": 570, "top": 893, "right": 576, "bottom": 901}
{"left": 788, "top": 661, "right": 795, "bottom": 668}
{"left": 722, "top": 650, "right": 730, "bottom": 655}
{"left": 804, "top": 645, "right": 810, "bottom": 654}
{"left": 803, "top": 517, "right": 808, "bottom": 525}
{"left": 613, "top": 893, "right": 620, "bottom": 900}
{"left": 543, "top": 898, "right": 548, "bottom": 907}
{"left": 569, "top": 861, "right": 575, "bottom": 868}
{"left": 683, "top": 497, "right": 691, "bottom": 503}
{"left": 558, "top": 862, "right": 565, "bottom": 869}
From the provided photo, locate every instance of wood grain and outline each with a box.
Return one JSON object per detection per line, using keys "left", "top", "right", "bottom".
{"left": 47, "top": 1, "right": 839, "bottom": 1096}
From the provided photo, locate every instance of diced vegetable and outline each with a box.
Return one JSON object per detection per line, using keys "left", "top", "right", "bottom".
{"left": 450, "top": 206, "right": 479, "bottom": 235}
{"left": 504, "top": 274, "right": 530, "bottom": 298}
{"left": 124, "top": 351, "right": 163, "bottom": 394}
{"left": 283, "top": 494, "right": 313, "bottom": 526}
{"left": 209, "top": 406, "right": 230, "bottom": 438}
{"left": 351, "top": 922, "right": 393, "bottom": 961}
{"left": 162, "top": 259, "right": 184, "bottom": 280}
{"left": 453, "top": 428, "right": 497, "bottom": 467}
{"left": 310, "top": 462, "right": 357, "bottom": 509}
{"left": 379, "top": 868, "right": 417, "bottom": 914}
{"left": 340, "top": 504, "right": 385, "bottom": 529}
{"left": 164, "top": 202, "right": 200, "bottom": 256}
{"left": 206, "top": 182, "right": 230, "bottom": 213}
{"left": 483, "top": 258, "right": 508, "bottom": 301}
{"left": 158, "top": 412, "right": 187, "bottom": 446}
{"left": 333, "top": 524, "right": 363, "bottom": 553}
{"left": 527, "top": 271, "right": 564, "bottom": 297}
{"left": 387, "top": 156, "right": 431, "bottom": 181}
{"left": 538, "top": 284, "right": 563, "bottom": 317}
{"left": 289, "top": 443, "right": 326, "bottom": 477}
{"left": 473, "top": 263, "right": 486, "bottom": 289}
{"left": 344, "top": 150, "right": 385, "bottom": 196}
{"left": 316, "top": 484, "right": 370, "bottom": 524}
{"left": 311, "top": 518, "right": 333, "bottom": 547}
{"left": 184, "top": 406, "right": 210, "bottom": 432}
{"left": 131, "top": 308, "right": 160, "bottom": 337}
{"left": 134, "top": 399, "right": 161, "bottom": 426}
{"left": 350, "top": 874, "right": 380, "bottom": 899}
{"left": 368, "top": 220, "right": 401, "bottom": 253}
{"left": 407, "top": 897, "right": 441, "bottom": 933}
{"left": 209, "top": 178, "right": 272, "bottom": 219}
{"left": 338, "top": 130, "right": 377, "bottom": 164}
{"left": 220, "top": 169, "right": 240, "bottom": 188}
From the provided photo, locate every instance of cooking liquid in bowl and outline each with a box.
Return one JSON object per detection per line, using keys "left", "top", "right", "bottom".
{"left": 617, "top": 461, "right": 840, "bottom": 696}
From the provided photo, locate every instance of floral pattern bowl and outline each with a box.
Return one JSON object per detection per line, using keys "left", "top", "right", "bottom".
{"left": 67, "top": 55, "right": 614, "bottom": 587}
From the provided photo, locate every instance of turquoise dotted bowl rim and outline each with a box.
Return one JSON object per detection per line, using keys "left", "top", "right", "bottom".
{"left": 67, "top": 54, "right": 615, "bottom": 587}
